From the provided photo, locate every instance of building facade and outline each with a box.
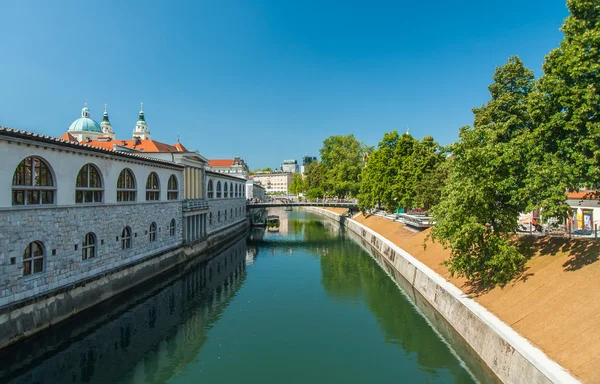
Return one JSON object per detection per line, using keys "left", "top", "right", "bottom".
{"left": 208, "top": 157, "right": 249, "bottom": 178}
{"left": 0, "top": 127, "right": 185, "bottom": 307}
{"left": 245, "top": 178, "right": 266, "bottom": 200}
{"left": 282, "top": 159, "right": 298, "bottom": 174}
{"left": 251, "top": 172, "right": 293, "bottom": 194}
{"left": 301, "top": 155, "right": 317, "bottom": 175}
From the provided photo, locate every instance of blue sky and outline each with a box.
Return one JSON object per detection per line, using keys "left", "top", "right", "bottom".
{"left": 1, "top": 0, "right": 568, "bottom": 169}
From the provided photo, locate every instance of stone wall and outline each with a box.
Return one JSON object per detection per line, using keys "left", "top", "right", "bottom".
{"left": 305, "top": 207, "right": 580, "bottom": 384}
{"left": 0, "top": 201, "right": 183, "bottom": 307}
{"left": 207, "top": 197, "right": 247, "bottom": 234}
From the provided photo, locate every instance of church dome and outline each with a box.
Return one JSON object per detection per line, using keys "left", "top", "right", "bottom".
{"left": 68, "top": 104, "right": 102, "bottom": 133}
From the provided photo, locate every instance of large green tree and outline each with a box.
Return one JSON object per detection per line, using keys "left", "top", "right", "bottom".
{"left": 319, "top": 135, "right": 370, "bottom": 197}
{"left": 289, "top": 173, "right": 304, "bottom": 195}
{"left": 429, "top": 56, "right": 534, "bottom": 287}
{"left": 526, "top": 0, "right": 600, "bottom": 219}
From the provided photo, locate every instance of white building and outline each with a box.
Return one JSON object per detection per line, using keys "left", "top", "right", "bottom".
{"left": 282, "top": 159, "right": 298, "bottom": 174}
{"left": 246, "top": 178, "right": 266, "bottom": 200}
{"left": 252, "top": 172, "right": 293, "bottom": 194}
{"left": 208, "top": 157, "right": 249, "bottom": 178}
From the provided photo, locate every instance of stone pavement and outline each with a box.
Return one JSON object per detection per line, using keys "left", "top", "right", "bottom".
{"left": 324, "top": 208, "right": 600, "bottom": 383}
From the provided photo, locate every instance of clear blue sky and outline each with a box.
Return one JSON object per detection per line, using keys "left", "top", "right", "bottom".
{"left": 0, "top": 0, "right": 569, "bottom": 169}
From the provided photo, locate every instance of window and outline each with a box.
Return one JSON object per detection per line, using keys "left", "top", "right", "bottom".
{"left": 224, "top": 182, "right": 228, "bottom": 199}
{"left": 216, "top": 181, "right": 222, "bottom": 198}
{"left": 146, "top": 172, "right": 160, "bottom": 201}
{"left": 76, "top": 164, "right": 103, "bottom": 203}
{"left": 209, "top": 212, "right": 213, "bottom": 225}
{"left": 230, "top": 208, "right": 233, "bottom": 220}
{"left": 149, "top": 222, "right": 157, "bottom": 242}
{"left": 230, "top": 183, "right": 233, "bottom": 198}
{"left": 234, "top": 184, "right": 238, "bottom": 198}
{"left": 117, "top": 169, "right": 136, "bottom": 201}
{"left": 23, "top": 241, "right": 44, "bottom": 276}
{"left": 82, "top": 232, "right": 96, "bottom": 260}
{"left": 167, "top": 175, "right": 178, "bottom": 200}
{"left": 12, "top": 156, "right": 55, "bottom": 205}
{"left": 218, "top": 211, "right": 221, "bottom": 223}
{"left": 169, "top": 219, "right": 176, "bottom": 236}
{"left": 207, "top": 180, "right": 214, "bottom": 199}
{"left": 121, "top": 227, "right": 132, "bottom": 249}
{"left": 225, "top": 210, "right": 227, "bottom": 221}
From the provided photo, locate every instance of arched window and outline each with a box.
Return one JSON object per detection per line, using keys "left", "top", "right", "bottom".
{"left": 76, "top": 164, "right": 103, "bottom": 203}
{"left": 82, "top": 232, "right": 96, "bottom": 260}
{"left": 230, "top": 183, "right": 233, "bottom": 198}
{"left": 121, "top": 227, "right": 132, "bottom": 249}
{"left": 234, "top": 184, "right": 238, "bottom": 198}
{"left": 216, "top": 181, "right": 222, "bottom": 198}
{"left": 12, "top": 156, "right": 55, "bottom": 205}
{"left": 149, "top": 222, "right": 157, "bottom": 242}
{"left": 224, "top": 183, "right": 228, "bottom": 199}
{"left": 169, "top": 219, "right": 176, "bottom": 236}
{"left": 146, "top": 172, "right": 160, "bottom": 201}
{"left": 167, "top": 175, "right": 178, "bottom": 200}
{"left": 207, "top": 180, "right": 214, "bottom": 199}
{"left": 23, "top": 241, "right": 44, "bottom": 276}
{"left": 117, "top": 169, "right": 136, "bottom": 201}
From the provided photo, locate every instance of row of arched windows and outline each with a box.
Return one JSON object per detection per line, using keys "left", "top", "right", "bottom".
{"left": 21, "top": 219, "right": 177, "bottom": 277}
{"left": 11, "top": 156, "right": 179, "bottom": 205}
{"left": 206, "top": 179, "right": 244, "bottom": 199}
{"left": 208, "top": 206, "right": 245, "bottom": 225}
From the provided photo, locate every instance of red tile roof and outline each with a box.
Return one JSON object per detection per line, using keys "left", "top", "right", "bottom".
{"left": 209, "top": 159, "right": 234, "bottom": 167}
{"left": 60, "top": 132, "right": 77, "bottom": 142}
{"left": 568, "top": 190, "right": 600, "bottom": 200}
{"left": 82, "top": 138, "right": 189, "bottom": 153}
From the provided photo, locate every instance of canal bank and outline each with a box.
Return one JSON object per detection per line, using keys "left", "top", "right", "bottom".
{"left": 0, "top": 219, "right": 249, "bottom": 349}
{"left": 305, "top": 207, "right": 581, "bottom": 383}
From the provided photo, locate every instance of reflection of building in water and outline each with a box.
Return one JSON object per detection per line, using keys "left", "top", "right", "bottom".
{"left": 0, "top": 238, "right": 247, "bottom": 384}
{"left": 265, "top": 207, "right": 290, "bottom": 235}
{"left": 246, "top": 246, "right": 258, "bottom": 266}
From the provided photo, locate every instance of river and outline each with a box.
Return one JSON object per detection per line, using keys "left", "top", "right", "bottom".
{"left": 0, "top": 209, "right": 493, "bottom": 384}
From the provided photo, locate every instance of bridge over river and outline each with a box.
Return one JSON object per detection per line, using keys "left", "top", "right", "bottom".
{"left": 247, "top": 201, "right": 358, "bottom": 209}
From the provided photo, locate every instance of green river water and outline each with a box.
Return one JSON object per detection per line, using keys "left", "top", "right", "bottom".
{"left": 0, "top": 210, "right": 494, "bottom": 384}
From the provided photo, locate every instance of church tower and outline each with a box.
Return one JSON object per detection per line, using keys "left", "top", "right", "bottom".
{"left": 100, "top": 104, "right": 115, "bottom": 139}
{"left": 132, "top": 102, "right": 151, "bottom": 140}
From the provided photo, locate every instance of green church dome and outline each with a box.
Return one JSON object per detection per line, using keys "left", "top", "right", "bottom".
{"left": 68, "top": 104, "right": 102, "bottom": 133}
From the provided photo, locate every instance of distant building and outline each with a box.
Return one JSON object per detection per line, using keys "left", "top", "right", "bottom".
{"left": 208, "top": 157, "right": 249, "bottom": 178}
{"left": 300, "top": 155, "right": 317, "bottom": 175}
{"left": 282, "top": 159, "right": 298, "bottom": 174}
{"left": 246, "top": 178, "right": 266, "bottom": 200}
{"left": 252, "top": 172, "right": 293, "bottom": 194}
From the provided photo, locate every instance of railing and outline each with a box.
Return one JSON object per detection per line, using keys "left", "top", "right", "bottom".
{"left": 183, "top": 199, "right": 209, "bottom": 212}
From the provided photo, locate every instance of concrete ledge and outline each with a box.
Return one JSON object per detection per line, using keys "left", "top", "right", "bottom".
{"left": 0, "top": 219, "right": 249, "bottom": 349}
{"left": 305, "top": 207, "right": 580, "bottom": 384}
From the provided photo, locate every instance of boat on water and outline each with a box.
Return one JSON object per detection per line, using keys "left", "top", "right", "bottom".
{"left": 284, "top": 206, "right": 293, "bottom": 211}
{"left": 266, "top": 215, "right": 280, "bottom": 231}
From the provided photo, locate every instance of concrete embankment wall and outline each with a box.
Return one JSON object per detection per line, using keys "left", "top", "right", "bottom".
{"left": 304, "top": 207, "right": 579, "bottom": 384}
{"left": 0, "top": 219, "right": 249, "bottom": 349}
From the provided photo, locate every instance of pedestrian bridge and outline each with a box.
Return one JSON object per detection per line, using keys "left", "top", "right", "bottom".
{"left": 246, "top": 201, "right": 358, "bottom": 209}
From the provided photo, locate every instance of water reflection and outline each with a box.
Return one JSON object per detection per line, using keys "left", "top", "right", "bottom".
{"left": 0, "top": 237, "right": 247, "bottom": 384}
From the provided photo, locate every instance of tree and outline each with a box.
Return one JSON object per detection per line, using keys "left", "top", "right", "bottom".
{"left": 429, "top": 56, "right": 534, "bottom": 287}
{"left": 526, "top": 0, "right": 600, "bottom": 219}
{"left": 262, "top": 167, "right": 272, "bottom": 173}
{"left": 289, "top": 173, "right": 304, "bottom": 195}
{"left": 319, "top": 135, "right": 370, "bottom": 198}
{"left": 303, "top": 160, "right": 322, "bottom": 191}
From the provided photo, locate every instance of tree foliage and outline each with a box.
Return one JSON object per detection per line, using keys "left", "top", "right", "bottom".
{"left": 289, "top": 173, "right": 304, "bottom": 195}
{"left": 429, "top": 56, "right": 534, "bottom": 287}
{"left": 526, "top": 0, "right": 600, "bottom": 219}
{"left": 319, "top": 135, "right": 370, "bottom": 197}
{"left": 358, "top": 132, "right": 446, "bottom": 213}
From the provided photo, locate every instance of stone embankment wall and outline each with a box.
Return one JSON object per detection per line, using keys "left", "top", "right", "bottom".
{"left": 0, "top": 217, "right": 248, "bottom": 349}
{"left": 304, "top": 207, "right": 579, "bottom": 384}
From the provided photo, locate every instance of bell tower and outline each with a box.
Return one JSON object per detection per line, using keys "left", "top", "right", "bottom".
{"left": 132, "top": 102, "right": 151, "bottom": 140}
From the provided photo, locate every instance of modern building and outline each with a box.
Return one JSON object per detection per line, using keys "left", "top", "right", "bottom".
{"left": 300, "top": 155, "right": 317, "bottom": 175}
{"left": 246, "top": 178, "right": 266, "bottom": 200}
{"left": 252, "top": 172, "right": 293, "bottom": 194}
{"left": 282, "top": 159, "right": 298, "bottom": 174}
{"left": 208, "top": 157, "right": 249, "bottom": 178}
